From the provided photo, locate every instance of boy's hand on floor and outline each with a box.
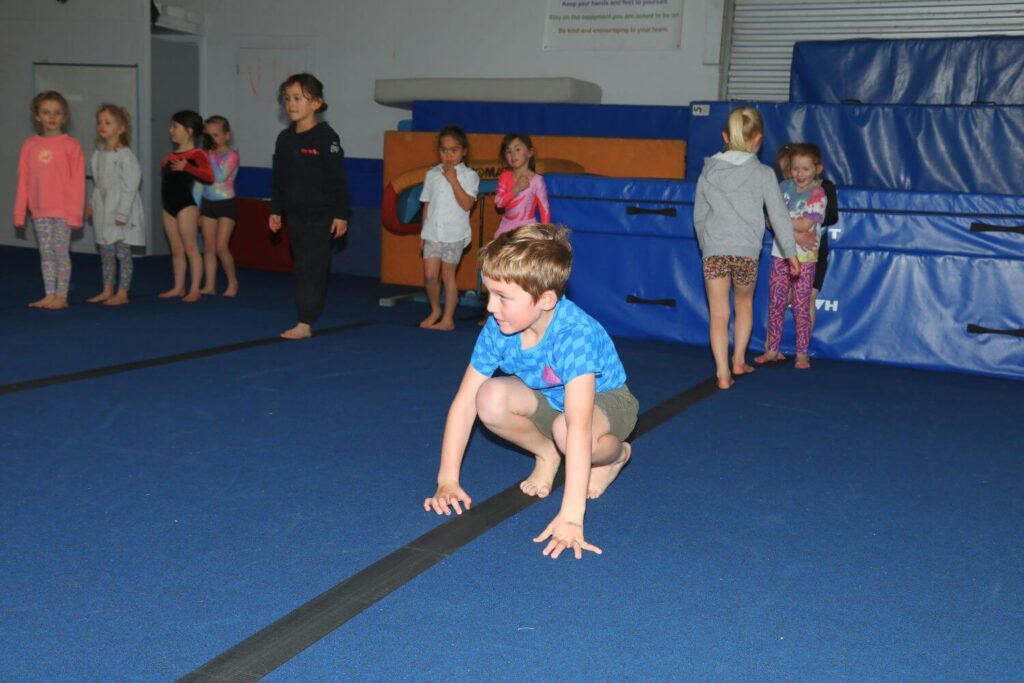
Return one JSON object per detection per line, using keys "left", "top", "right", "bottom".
{"left": 534, "top": 515, "right": 603, "bottom": 560}
{"left": 424, "top": 482, "right": 472, "bottom": 516}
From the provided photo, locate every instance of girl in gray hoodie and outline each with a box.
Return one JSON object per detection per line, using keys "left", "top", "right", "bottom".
{"left": 693, "top": 106, "right": 799, "bottom": 389}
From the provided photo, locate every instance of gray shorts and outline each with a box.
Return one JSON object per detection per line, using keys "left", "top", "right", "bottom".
{"left": 422, "top": 239, "right": 467, "bottom": 265}
{"left": 529, "top": 384, "right": 639, "bottom": 441}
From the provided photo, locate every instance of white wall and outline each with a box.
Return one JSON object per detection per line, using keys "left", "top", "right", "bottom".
{"left": 1, "top": 0, "right": 721, "bottom": 251}
{"left": 202, "top": 0, "right": 722, "bottom": 164}
{"left": 0, "top": 0, "right": 152, "bottom": 251}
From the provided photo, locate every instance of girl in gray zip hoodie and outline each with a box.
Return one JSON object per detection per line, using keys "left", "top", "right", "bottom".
{"left": 693, "top": 106, "right": 799, "bottom": 389}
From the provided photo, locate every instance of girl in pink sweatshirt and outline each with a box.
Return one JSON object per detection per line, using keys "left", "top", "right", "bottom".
{"left": 14, "top": 91, "right": 86, "bottom": 309}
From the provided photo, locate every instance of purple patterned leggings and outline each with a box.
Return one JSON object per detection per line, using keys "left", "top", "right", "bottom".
{"left": 34, "top": 218, "right": 72, "bottom": 296}
{"left": 764, "top": 257, "right": 817, "bottom": 356}
{"left": 100, "top": 241, "right": 134, "bottom": 291}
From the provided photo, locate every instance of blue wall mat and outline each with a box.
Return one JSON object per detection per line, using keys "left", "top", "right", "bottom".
{"left": 548, "top": 174, "right": 1024, "bottom": 380}
{"left": 685, "top": 101, "right": 1024, "bottom": 196}
{"left": 330, "top": 206, "right": 381, "bottom": 279}
{"left": 790, "top": 37, "right": 1024, "bottom": 105}
{"left": 411, "top": 100, "right": 689, "bottom": 140}
{"left": 236, "top": 158, "right": 384, "bottom": 207}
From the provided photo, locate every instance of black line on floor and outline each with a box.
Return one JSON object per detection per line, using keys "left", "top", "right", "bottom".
{"left": 178, "top": 374, "right": 723, "bottom": 683}
{"left": 0, "top": 321, "right": 375, "bottom": 396}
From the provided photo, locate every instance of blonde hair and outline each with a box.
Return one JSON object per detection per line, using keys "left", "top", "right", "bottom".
{"left": 31, "top": 91, "right": 69, "bottom": 134}
{"left": 723, "top": 106, "right": 763, "bottom": 153}
{"left": 479, "top": 223, "right": 572, "bottom": 300}
{"left": 95, "top": 104, "right": 132, "bottom": 149}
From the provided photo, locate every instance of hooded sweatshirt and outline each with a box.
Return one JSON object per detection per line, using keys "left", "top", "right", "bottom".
{"left": 693, "top": 151, "right": 796, "bottom": 259}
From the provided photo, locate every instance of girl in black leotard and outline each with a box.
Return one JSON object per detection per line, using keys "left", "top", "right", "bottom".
{"left": 159, "top": 110, "right": 214, "bottom": 302}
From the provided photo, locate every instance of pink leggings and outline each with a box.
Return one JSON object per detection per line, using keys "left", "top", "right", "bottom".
{"left": 764, "top": 257, "right": 816, "bottom": 356}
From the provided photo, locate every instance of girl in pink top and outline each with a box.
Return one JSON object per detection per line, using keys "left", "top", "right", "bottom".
{"left": 494, "top": 133, "right": 550, "bottom": 237}
{"left": 14, "top": 91, "right": 86, "bottom": 310}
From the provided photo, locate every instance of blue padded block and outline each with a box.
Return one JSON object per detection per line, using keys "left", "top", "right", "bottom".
{"left": 548, "top": 174, "right": 1024, "bottom": 380}
{"left": 412, "top": 100, "right": 689, "bottom": 140}
{"left": 790, "top": 37, "right": 1024, "bottom": 105}
{"left": 685, "top": 101, "right": 1024, "bottom": 196}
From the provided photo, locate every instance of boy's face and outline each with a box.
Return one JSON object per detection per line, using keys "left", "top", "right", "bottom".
{"left": 482, "top": 275, "right": 555, "bottom": 335}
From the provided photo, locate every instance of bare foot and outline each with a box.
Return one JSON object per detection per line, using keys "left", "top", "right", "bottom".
{"left": 182, "top": 291, "right": 202, "bottom": 303}
{"left": 43, "top": 296, "right": 68, "bottom": 310}
{"left": 520, "top": 449, "right": 561, "bottom": 498}
{"left": 419, "top": 310, "right": 441, "bottom": 328}
{"left": 429, "top": 319, "right": 455, "bottom": 331}
{"left": 86, "top": 290, "right": 113, "bottom": 303}
{"left": 794, "top": 354, "right": 811, "bottom": 369}
{"left": 717, "top": 374, "right": 735, "bottom": 390}
{"left": 29, "top": 294, "right": 56, "bottom": 308}
{"left": 198, "top": 287, "right": 216, "bottom": 295}
{"left": 732, "top": 361, "right": 755, "bottom": 375}
{"left": 223, "top": 283, "right": 238, "bottom": 297}
{"left": 280, "top": 323, "right": 312, "bottom": 340}
{"left": 754, "top": 351, "right": 786, "bottom": 364}
{"left": 587, "top": 442, "right": 632, "bottom": 499}
{"left": 158, "top": 288, "right": 183, "bottom": 299}
{"left": 104, "top": 291, "right": 129, "bottom": 306}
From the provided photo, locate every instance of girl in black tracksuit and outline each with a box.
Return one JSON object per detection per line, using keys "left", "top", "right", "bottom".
{"left": 269, "top": 73, "right": 351, "bottom": 339}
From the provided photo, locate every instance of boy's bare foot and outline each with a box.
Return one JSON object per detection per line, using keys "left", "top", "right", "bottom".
{"left": 86, "top": 290, "right": 113, "bottom": 303}
{"left": 732, "top": 361, "right": 755, "bottom": 375}
{"left": 419, "top": 310, "right": 441, "bottom": 328}
{"left": 158, "top": 288, "right": 183, "bottom": 298}
{"left": 223, "top": 283, "right": 238, "bottom": 297}
{"left": 199, "top": 287, "right": 216, "bottom": 295}
{"left": 43, "top": 296, "right": 68, "bottom": 310}
{"left": 29, "top": 294, "right": 56, "bottom": 308}
{"left": 521, "top": 449, "right": 561, "bottom": 498}
{"left": 182, "top": 291, "right": 201, "bottom": 303}
{"left": 754, "top": 351, "right": 786, "bottom": 364}
{"left": 795, "top": 354, "right": 811, "bottom": 369}
{"left": 587, "top": 442, "right": 632, "bottom": 499}
{"left": 717, "top": 374, "right": 735, "bottom": 390}
{"left": 104, "top": 291, "right": 129, "bottom": 306}
{"left": 280, "top": 323, "right": 312, "bottom": 340}
{"left": 429, "top": 319, "right": 455, "bottom": 331}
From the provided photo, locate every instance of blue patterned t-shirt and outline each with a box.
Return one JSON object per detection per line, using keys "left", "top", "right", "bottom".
{"left": 470, "top": 297, "right": 627, "bottom": 412}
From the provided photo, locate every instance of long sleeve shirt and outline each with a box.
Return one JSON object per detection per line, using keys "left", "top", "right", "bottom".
{"left": 14, "top": 134, "right": 86, "bottom": 228}
{"left": 271, "top": 122, "right": 351, "bottom": 220}
{"left": 494, "top": 170, "right": 550, "bottom": 237}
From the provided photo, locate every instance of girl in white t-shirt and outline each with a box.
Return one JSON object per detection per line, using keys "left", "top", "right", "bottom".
{"left": 418, "top": 125, "right": 479, "bottom": 330}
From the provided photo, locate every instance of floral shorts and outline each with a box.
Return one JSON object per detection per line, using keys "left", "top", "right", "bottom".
{"left": 703, "top": 255, "right": 759, "bottom": 288}
{"left": 423, "top": 239, "right": 468, "bottom": 265}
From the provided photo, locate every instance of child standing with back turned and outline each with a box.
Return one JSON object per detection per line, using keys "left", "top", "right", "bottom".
{"left": 14, "top": 91, "right": 85, "bottom": 310}
{"left": 269, "top": 73, "right": 351, "bottom": 339}
{"left": 86, "top": 104, "right": 145, "bottom": 306}
{"left": 693, "top": 106, "right": 798, "bottom": 389}
{"left": 423, "top": 224, "right": 639, "bottom": 560}
{"left": 418, "top": 125, "right": 479, "bottom": 331}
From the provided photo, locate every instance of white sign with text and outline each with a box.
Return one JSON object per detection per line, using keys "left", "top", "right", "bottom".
{"left": 544, "top": 0, "right": 683, "bottom": 51}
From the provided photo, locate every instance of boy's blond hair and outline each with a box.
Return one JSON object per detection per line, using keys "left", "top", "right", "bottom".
{"left": 479, "top": 223, "right": 572, "bottom": 300}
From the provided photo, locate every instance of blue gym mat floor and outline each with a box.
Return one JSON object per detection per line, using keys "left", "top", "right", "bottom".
{"left": 1, "top": 246, "right": 1020, "bottom": 682}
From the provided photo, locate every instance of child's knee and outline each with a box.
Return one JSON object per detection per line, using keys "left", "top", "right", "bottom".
{"left": 475, "top": 380, "right": 511, "bottom": 426}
